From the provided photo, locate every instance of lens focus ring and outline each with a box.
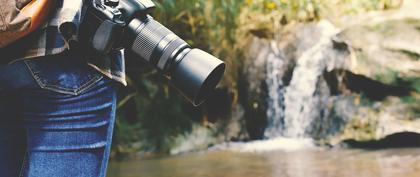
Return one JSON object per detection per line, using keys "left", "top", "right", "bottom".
{"left": 131, "top": 19, "right": 172, "bottom": 62}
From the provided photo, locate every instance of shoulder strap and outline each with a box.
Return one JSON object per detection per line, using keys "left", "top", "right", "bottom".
{"left": 20, "top": 0, "right": 55, "bottom": 36}
{"left": 0, "top": 0, "right": 55, "bottom": 48}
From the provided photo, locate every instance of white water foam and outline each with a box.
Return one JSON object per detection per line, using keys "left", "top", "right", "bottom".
{"left": 210, "top": 137, "right": 316, "bottom": 153}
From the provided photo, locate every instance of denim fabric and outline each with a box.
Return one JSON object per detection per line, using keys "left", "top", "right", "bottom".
{"left": 0, "top": 53, "right": 117, "bottom": 177}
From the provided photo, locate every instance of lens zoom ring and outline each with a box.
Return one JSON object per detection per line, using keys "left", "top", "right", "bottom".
{"left": 131, "top": 20, "right": 172, "bottom": 61}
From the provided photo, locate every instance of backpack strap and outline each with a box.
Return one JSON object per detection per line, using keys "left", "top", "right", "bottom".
{"left": 0, "top": 0, "right": 55, "bottom": 48}
{"left": 19, "top": 0, "right": 55, "bottom": 39}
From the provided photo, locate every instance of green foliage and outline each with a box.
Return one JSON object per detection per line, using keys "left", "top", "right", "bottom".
{"left": 133, "top": 90, "right": 193, "bottom": 152}
{"left": 114, "top": 67, "right": 196, "bottom": 152}
{"left": 412, "top": 79, "right": 420, "bottom": 93}
{"left": 152, "top": 0, "right": 242, "bottom": 49}
{"left": 112, "top": 117, "right": 143, "bottom": 155}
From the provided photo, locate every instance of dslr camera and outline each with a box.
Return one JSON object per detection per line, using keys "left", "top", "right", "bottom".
{"left": 79, "top": 0, "right": 225, "bottom": 106}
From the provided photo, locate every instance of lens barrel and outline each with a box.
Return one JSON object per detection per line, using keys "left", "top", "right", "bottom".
{"left": 127, "top": 17, "right": 189, "bottom": 73}
{"left": 126, "top": 17, "right": 225, "bottom": 106}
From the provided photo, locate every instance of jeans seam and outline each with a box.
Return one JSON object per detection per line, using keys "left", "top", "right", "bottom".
{"left": 23, "top": 60, "right": 104, "bottom": 95}
{"left": 41, "top": 74, "right": 103, "bottom": 95}
{"left": 99, "top": 91, "right": 116, "bottom": 177}
{"left": 18, "top": 151, "right": 28, "bottom": 177}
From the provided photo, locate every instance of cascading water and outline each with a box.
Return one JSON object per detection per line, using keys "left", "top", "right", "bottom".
{"left": 264, "top": 20, "right": 344, "bottom": 139}
{"left": 203, "top": 21, "right": 349, "bottom": 153}
{"left": 264, "top": 41, "right": 286, "bottom": 138}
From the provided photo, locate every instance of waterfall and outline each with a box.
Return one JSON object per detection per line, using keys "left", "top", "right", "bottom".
{"left": 211, "top": 21, "right": 347, "bottom": 153}
{"left": 264, "top": 20, "right": 342, "bottom": 138}
{"left": 283, "top": 39, "right": 333, "bottom": 137}
{"left": 264, "top": 42, "right": 286, "bottom": 138}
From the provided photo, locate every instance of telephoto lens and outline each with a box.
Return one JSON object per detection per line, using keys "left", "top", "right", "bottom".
{"left": 125, "top": 16, "right": 225, "bottom": 106}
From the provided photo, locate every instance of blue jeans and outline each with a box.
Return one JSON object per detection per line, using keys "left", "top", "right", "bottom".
{"left": 0, "top": 53, "right": 117, "bottom": 177}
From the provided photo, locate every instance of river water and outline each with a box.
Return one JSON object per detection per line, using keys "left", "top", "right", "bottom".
{"left": 108, "top": 148, "right": 420, "bottom": 177}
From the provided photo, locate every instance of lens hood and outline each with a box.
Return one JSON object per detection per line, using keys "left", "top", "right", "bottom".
{"left": 170, "top": 49, "right": 225, "bottom": 106}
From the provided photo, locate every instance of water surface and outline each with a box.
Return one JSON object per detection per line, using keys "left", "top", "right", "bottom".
{"left": 108, "top": 148, "right": 420, "bottom": 177}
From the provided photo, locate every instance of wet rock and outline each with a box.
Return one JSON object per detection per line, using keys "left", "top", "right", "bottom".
{"left": 344, "top": 132, "right": 420, "bottom": 148}
{"left": 238, "top": 37, "right": 270, "bottom": 139}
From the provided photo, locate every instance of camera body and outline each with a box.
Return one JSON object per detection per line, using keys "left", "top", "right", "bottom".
{"left": 79, "top": 0, "right": 225, "bottom": 106}
{"left": 80, "top": 0, "right": 155, "bottom": 55}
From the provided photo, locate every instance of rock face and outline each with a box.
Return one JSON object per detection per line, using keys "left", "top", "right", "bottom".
{"left": 332, "top": 17, "right": 420, "bottom": 143}
{"left": 240, "top": 12, "right": 420, "bottom": 144}
{"left": 238, "top": 37, "right": 270, "bottom": 139}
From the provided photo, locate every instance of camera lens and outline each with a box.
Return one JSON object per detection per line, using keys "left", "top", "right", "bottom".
{"left": 126, "top": 16, "right": 225, "bottom": 106}
{"left": 127, "top": 17, "right": 189, "bottom": 73}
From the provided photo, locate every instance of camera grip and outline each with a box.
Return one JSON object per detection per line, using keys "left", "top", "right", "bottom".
{"left": 92, "top": 20, "right": 124, "bottom": 54}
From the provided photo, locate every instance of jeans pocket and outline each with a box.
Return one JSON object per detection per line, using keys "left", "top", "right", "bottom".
{"left": 24, "top": 53, "right": 103, "bottom": 95}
